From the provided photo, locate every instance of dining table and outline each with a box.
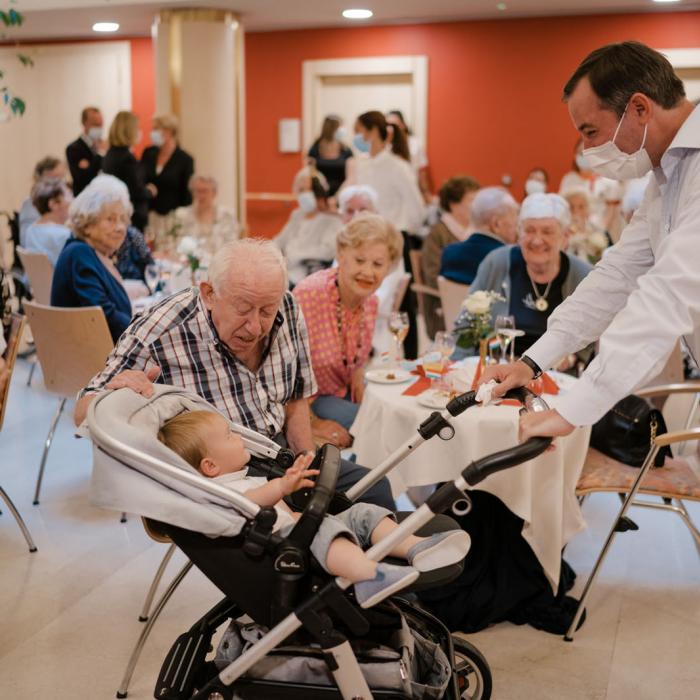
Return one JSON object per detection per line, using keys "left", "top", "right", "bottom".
{"left": 350, "top": 358, "right": 591, "bottom": 589}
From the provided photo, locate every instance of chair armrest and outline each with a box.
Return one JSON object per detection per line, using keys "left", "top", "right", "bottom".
{"left": 636, "top": 382, "right": 700, "bottom": 399}
{"left": 410, "top": 283, "right": 441, "bottom": 299}
{"left": 655, "top": 426, "right": 700, "bottom": 449}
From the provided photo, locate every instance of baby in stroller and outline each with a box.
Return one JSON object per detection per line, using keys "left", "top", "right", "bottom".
{"left": 157, "top": 410, "right": 471, "bottom": 609}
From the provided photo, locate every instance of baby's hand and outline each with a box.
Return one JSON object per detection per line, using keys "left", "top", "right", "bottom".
{"left": 280, "top": 453, "right": 319, "bottom": 495}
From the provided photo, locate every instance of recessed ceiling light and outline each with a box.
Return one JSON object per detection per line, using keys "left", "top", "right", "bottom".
{"left": 342, "top": 9, "right": 373, "bottom": 20}
{"left": 497, "top": 2, "right": 507, "bottom": 9}
{"left": 652, "top": 0, "right": 682, "bottom": 3}
{"left": 92, "top": 22, "right": 120, "bottom": 33}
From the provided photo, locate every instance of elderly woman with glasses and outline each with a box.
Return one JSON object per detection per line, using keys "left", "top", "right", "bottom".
{"left": 457, "top": 193, "right": 593, "bottom": 366}
{"left": 51, "top": 174, "right": 133, "bottom": 342}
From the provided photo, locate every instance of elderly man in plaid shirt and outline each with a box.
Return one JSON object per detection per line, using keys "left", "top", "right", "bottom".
{"left": 74, "top": 238, "right": 394, "bottom": 509}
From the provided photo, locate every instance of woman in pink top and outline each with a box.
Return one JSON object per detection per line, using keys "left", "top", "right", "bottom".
{"left": 294, "top": 214, "right": 403, "bottom": 447}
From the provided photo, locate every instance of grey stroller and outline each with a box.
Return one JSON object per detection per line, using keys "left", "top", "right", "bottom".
{"left": 86, "top": 384, "right": 551, "bottom": 699}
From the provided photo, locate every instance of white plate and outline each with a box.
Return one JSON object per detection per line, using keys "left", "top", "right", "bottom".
{"left": 365, "top": 369, "right": 413, "bottom": 385}
{"left": 417, "top": 390, "right": 451, "bottom": 409}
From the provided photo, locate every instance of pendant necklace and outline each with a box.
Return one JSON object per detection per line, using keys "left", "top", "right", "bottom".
{"left": 528, "top": 274, "right": 552, "bottom": 312}
{"left": 335, "top": 278, "right": 364, "bottom": 370}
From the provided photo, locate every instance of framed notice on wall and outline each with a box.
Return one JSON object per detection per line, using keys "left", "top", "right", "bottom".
{"left": 278, "top": 118, "right": 301, "bottom": 153}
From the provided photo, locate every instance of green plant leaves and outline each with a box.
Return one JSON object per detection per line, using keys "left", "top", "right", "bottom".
{"left": 0, "top": 8, "right": 23, "bottom": 27}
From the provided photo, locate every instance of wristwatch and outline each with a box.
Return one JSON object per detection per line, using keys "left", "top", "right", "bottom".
{"left": 519, "top": 355, "right": 543, "bottom": 380}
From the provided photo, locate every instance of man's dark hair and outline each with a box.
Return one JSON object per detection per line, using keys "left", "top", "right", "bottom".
{"left": 33, "top": 156, "right": 62, "bottom": 180}
{"left": 439, "top": 175, "right": 480, "bottom": 213}
{"left": 563, "top": 41, "right": 685, "bottom": 116}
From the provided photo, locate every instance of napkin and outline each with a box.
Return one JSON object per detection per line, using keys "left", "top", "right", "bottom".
{"left": 475, "top": 379, "right": 498, "bottom": 406}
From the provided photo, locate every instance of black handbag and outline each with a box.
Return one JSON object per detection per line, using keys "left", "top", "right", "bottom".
{"left": 590, "top": 395, "right": 672, "bottom": 468}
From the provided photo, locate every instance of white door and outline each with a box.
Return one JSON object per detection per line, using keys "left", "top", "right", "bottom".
{"left": 677, "top": 67, "right": 700, "bottom": 102}
{"left": 303, "top": 56, "right": 428, "bottom": 153}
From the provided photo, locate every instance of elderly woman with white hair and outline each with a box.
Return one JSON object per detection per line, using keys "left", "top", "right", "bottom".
{"left": 461, "top": 192, "right": 593, "bottom": 360}
{"left": 51, "top": 174, "right": 133, "bottom": 342}
{"left": 293, "top": 213, "right": 404, "bottom": 444}
{"left": 172, "top": 174, "right": 239, "bottom": 256}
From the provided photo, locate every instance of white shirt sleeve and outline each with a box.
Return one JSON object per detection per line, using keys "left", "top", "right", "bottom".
{"left": 527, "top": 189, "right": 656, "bottom": 372}
{"left": 535, "top": 176, "right": 700, "bottom": 426}
{"left": 397, "top": 159, "right": 426, "bottom": 235}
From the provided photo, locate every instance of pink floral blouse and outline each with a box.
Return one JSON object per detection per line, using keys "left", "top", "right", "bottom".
{"left": 293, "top": 267, "right": 378, "bottom": 398}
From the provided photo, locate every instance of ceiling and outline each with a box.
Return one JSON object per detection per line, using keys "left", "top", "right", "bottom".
{"left": 4, "top": 0, "right": 700, "bottom": 41}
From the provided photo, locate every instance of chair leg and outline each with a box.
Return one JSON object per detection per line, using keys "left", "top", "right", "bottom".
{"left": 33, "top": 398, "right": 66, "bottom": 505}
{"left": 116, "top": 560, "right": 193, "bottom": 699}
{"left": 26, "top": 359, "right": 37, "bottom": 387}
{"left": 673, "top": 499, "right": 700, "bottom": 552}
{"left": 120, "top": 512, "right": 128, "bottom": 523}
{"left": 0, "top": 486, "right": 38, "bottom": 552}
{"left": 139, "top": 543, "right": 177, "bottom": 622}
{"left": 564, "top": 446, "right": 660, "bottom": 642}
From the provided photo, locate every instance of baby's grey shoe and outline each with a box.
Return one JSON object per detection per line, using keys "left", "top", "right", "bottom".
{"left": 354, "top": 563, "right": 419, "bottom": 609}
{"left": 407, "top": 530, "right": 471, "bottom": 572}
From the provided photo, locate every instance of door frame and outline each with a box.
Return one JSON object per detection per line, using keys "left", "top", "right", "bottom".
{"left": 301, "top": 55, "right": 428, "bottom": 151}
{"left": 659, "top": 47, "right": 700, "bottom": 69}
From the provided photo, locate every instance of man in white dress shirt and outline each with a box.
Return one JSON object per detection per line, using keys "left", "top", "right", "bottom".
{"left": 481, "top": 41, "right": 699, "bottom": 441}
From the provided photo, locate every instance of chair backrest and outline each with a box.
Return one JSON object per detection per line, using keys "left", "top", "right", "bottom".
{"left": 16, "top": 246, "right": 53, "bottom": 305}
{"left": 0, "top": 313, "right": 27, "bottom": 431}
{"left": 143, "top": 517, "right": 173, "bottom": 544}
{"left": 391, "top": 273, "right": 412, "bottom": 313}
{"left": 437, "top": 276, "right": 469, "bottom": 332}
{"left": 408, "top": 249, "right": 425, "bottom": 286}
{"left": 23, "top": 301, "right": 114, "bottom": 398}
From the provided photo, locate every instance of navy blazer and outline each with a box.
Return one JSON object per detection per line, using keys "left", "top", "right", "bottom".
{"left": 66, "top": 137, "right": 102, "bottom": 196}
{"left": 51, "top": 237, "right": 132, "bottom": 342}
{"left": 440, "top": 233, "right": 505, "bottom": 286}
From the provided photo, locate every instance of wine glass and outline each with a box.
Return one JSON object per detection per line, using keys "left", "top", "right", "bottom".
{"left": 388, "top": 311, "right": 410, "bottom": 366}
{"left": 430, "top": 331, "right": 456, "bottom": 392}
{"left": 495, "top": 315, "right": 516, "bottom": 364}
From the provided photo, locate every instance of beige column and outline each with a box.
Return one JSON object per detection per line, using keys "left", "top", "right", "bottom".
{"left": 152, "top": 9, "right": 246, "bottom": 223}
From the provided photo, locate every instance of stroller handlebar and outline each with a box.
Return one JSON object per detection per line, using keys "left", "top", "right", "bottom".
{"left": 460, "top": 387, "right": 552, "bottom": 486}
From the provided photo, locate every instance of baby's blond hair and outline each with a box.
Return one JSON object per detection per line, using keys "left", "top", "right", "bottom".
{"left": 157, "top": 410, "right": 221, "bottom": 471}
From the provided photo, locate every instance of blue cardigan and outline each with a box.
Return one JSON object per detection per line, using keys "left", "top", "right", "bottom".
{"left": 51, "top": 237, "right": 133, "bottom": 342}
{"left": 440, "top": 232, "right": 505, "bottom": 285}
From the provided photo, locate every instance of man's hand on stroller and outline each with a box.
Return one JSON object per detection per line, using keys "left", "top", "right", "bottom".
{"left": 477, "top": 360, "right": 534, "bottom": 399}
{"left": 106, "top": 365, "right": 161, "bottom": 396}
{"left": 279, "top": 453, "right": 320, "bottom": 496}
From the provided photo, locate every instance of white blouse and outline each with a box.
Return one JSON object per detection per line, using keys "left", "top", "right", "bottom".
{"left": 356, "top": 150, "right": 425, "bottom": 235}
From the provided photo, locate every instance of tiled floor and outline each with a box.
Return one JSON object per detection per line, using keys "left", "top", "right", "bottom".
{"left": 1, "top": 357, "right": 699, "bottom": 699}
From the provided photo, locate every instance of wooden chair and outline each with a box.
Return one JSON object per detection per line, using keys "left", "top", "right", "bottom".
{"left": 437, "top": 275, "right": 469, "bottom": 332}
{"left": 16, "top": 247, "right": 53, "bottom": 305}
{"left": 16, "top": 246, "right": 54, "bottom": 387}
{"left": 117, "top": 519, "right": 192, "bottom": 699}
{"left": 391, "top": 272, "right": 412, "bottom": 313}
{"left": 566, "top": 382, "right": 700, "bottom": 641}
{"left": 408, "top": 249, "right": 441, "bottom": 322}
{"left": 0, "top": 313, "right": 37, "bottom": 552}
{"left": 23, "top": 301, "right": 114, "bottom": 505}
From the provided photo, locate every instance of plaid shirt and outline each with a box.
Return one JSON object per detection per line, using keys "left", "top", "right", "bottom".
{"left": 81, "top": 288, "right": 318, "bottom": 437}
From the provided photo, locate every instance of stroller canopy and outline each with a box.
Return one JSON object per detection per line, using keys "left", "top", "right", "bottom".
{"left": 87, "top": 385, "right": 263, "bottom": 537}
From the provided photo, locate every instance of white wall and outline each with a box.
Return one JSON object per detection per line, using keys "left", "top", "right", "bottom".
{"left": 0, "top": 41, "right": 131, "bottom": 213}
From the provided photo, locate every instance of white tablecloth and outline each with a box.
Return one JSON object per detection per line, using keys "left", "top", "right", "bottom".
{"left": 350, "top": 363, "right": 591, "bottom": 589}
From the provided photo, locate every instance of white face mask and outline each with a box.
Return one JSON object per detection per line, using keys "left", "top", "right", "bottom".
{"left": 297, "top": 191, "right": 317, "bottom": 214}
{"left": 575, "top": 152, "right": 590, "bottom": 171}
{"left": 150, "top": 129, "right": 164, "bottom": 147}
{"left": 87, "top": 126, "right": 103, "bottom": 142}
{"left": 335, "top": 126, "right": 348, "bottom": 142}
{"left": 582, "top": 104, "right": 652, "bottom": 180}
{"left": 524, "top": 179, "right": 547, "bottom": 196}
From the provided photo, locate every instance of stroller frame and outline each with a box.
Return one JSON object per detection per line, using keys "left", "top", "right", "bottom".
{"left": 88, "top": 386, "right": 550, "bottom": 700}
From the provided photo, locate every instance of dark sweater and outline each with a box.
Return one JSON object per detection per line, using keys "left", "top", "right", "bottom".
{"left": 440, "top": 232, "right": 505, "bottom": 285}
{"left": 65, "top": 136, "right": 102, "bottom": 196}
{"left": 51, "top": 237, "right": 132, "bottom": 342}
{"left": 102, "top": 146, "right": 151, "bottom": 231}
{"left": 140, "top": 145, "right": 194, "bottom": 215}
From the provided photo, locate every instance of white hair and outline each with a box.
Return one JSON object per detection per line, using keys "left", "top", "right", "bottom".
{"left": 189, "top": 173, "right": 218, "bottom": 192}
{"left": 338, "top": 185, "right": 379, "bottom": 214}
{"left": 208, "top": 238, "right": 288, "bottom": 292}
{"left": 291, "top": 165, "right": 329, "bottom": 195}
{"left": 519, "top": 192, "right": 571, "bottom": 229}
{"left": 68, "top": 174, "right": 133, "bottom": 239}
{"left": 470, "top": 187, "right": 518, "bottom": 229}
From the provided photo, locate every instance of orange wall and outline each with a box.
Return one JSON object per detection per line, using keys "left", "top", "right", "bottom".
{"left": 244, "top": 11, "right": 700, "bottom": 237}
{"left": 128, "top": 37, "right": 156, "bottom": 158}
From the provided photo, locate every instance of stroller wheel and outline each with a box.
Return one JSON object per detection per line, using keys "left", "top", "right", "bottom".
{"left": 451, "top": 636, "right": 492, "bottom": 700}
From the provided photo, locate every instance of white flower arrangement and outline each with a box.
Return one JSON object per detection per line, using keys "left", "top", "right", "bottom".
{"left": 461, "top": 290, "right": 503, "bottom": 316}
{"left": 456, "top": 290, "right": 504, "bottom": 350}
{"left": 177, "top": 236, "right": 198, "bottom": 257}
